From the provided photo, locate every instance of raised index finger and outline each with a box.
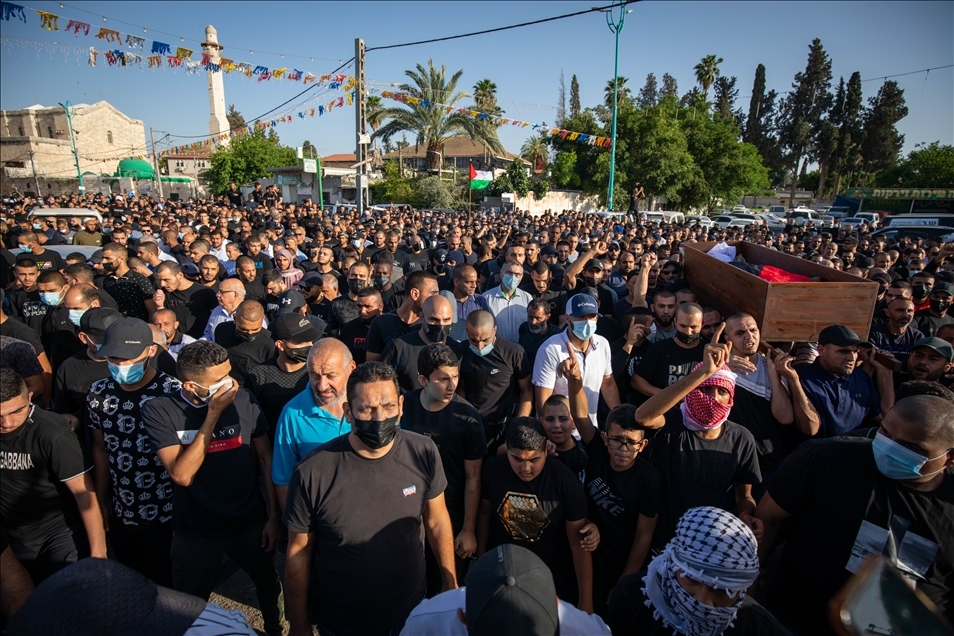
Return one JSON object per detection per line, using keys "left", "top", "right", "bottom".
{"left": 712, "top": 321, "right": 726, "bottom": 344}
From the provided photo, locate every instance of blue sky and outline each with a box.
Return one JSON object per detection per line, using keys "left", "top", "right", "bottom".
{"left": 2, "top": 1, "right": 951, "bottom": 161}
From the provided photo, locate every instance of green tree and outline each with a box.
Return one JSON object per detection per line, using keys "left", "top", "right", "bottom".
{"left": 301, "top": 140, "right": 317, "bottom": 157}
{"left": 548, "top": 110, "right": 604, "bottom": 194}
{"left": 557, "top": 70, "right": 567, "bottom": 125}
{"left": 520, "top": 134, "right": 549, "bottom": 166}
{"left": 875, "top": 142, "right": 954, "bottom": 188}
{"left": 473, "top": 78, "right": 498, "bottom": 111}
{"left": 490, "top": 158, "right": 531, "bottom": 197}
{"left": 830, "top": 71, "right": 864, "bottom": 195}
{"left": 859, "top": 80, "right": 908, "bottom": 182}
{"left": 713, "top": 76, "right": 739, "bottom": 121}
{"left": 373, "top": 60, "right": 504, "bottom": 171}
{"left": 638, "top": 73, "right": 658, "bottom": 108}
{"left": 569, "top": 74, "right": 581, "bottom": 118}
{"left": 777, "top": 38, "right": 833, "bottom": 205}
{"left": 550, "top": 150, "right": 580, "bottom": 189}
{"left": 226, "top": 104, "right": 245, "bottom": 132}
{"left": 744, "top": 64, "right": 785, "bottom": 185}
{"left": 205, "top": 129, "right": 297, "bottom": 194}
{"left": 694, "top": 55, "right": 724, "bottom": 97}
{"left": 370, "top": 160, "right": 420, "bottom": 205}
{"left": 604, "top": 76, "right": 632, "bottom": 109}
{"left": 660, "top": 73, "right": 679, "bottom": 99}
{"left": 419, "top": 175, "right": 457, "bottom": 208}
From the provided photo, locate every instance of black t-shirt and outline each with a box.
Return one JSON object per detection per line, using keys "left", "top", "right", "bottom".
{"left": 400, "top": 391, "right": 486, "bottom": 530}
{"left": 142, "top": 389, "right": 269, "bottom": 538}
{"left": 481, "top": 454, "right": 588, "bottom": 572}
{"left": 729, "top": 374, "right": 788, "bottom": 474}
{"left": 458, "top": 336, "right": 531, "bottom": 424}
{"left": 53, "top": 349, "right": 109, "bottom": 417}
{"left": 283, "top": 430, "right": 447, "bottom": 636}
{"left": 635, "top": 338, "right": 705, "bottom": 391}
{"left": 613, "top": 340, "right": 649, "bottom": 407}
{"left": 607, "top": 572, "right": 790, "bottom": 636}
{"left": 766, "top": 438, "right": 954, "bottom": 635}
{"left": 517, "top": 321, "right": 562, "bottom": 368}
{"left": 237, "top": 277, "right": 267, "bottom": 305}
{"left": 245, "top": 359, "right": 309, "bottom": 427}
{"left": 385, "top": 249, "right": 410, "bottom": 270}
{"left": 0, "top": 407, "right": 89, "bottom": 545}
{"left": 382, "top": 330, "right": 463, "bottom": 393}
{"left": 1, "top": 315, "right": 45, "bottom": 356}
{"left": 86, "top": 372, "right": 181, "bottom": 526}
{"left": 583, "top": 436, "right": 660, "bottom": 589}
{"left": 164, "top": 283, "right": 218, "bottom": 339}
{"left": 213, "top": 322, "right": 278, "bottom": 387}
{"left": 338, "top": 317, "right": 371, "bottom": 364}
{"left": 328, "top": 296, "right": 359, "bottom": 332}
{"left": 103, "top": 271, "right": 155, "bottom": 321}
{"left": 249, "top": 252, "right": 273, "bottom": 280}
{"left": 41, "top": 306, "right": 83, "bottom": 369}
{"left": 647, "top": 414, "right": 762, "bottom": 550}
{"left": 366, "top": 312, "right": 417, "bottom": 357}
{"left": 915, "top": 309, "right": 954, "bottom": 338}
{"left": 8, "top": 288, "right": 48, "bottom": 337}
{"left": 20, "top": 248, "right": 64, "bottom": 272}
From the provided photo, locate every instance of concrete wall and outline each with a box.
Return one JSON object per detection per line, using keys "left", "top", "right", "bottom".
{"left": 513, "top": 190, "right": 602, "bottom": 215}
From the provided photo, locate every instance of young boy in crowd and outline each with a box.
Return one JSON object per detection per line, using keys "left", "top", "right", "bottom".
{"left": 539, "top": 394, "right": 588, "bottom": 480}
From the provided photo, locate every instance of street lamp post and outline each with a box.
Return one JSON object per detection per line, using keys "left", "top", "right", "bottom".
{"left": 598, "top": 3, "right": 631, "bottom": 211}
{"left": 58, "top": 101, "right": 85, "bottom": 196}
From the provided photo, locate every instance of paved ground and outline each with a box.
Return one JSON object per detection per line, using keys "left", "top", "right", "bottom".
{"left": 209, "top": 550, "right": 288, "bottom": 635}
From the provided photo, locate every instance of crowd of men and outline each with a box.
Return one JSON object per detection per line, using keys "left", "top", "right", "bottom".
{"left": 0, "top": 186, "right": 952, "bottom": 636}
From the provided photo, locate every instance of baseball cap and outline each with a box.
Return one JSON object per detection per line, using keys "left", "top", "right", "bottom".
{"left": 89, "top": 248, "right": 104, "bottom": 264}
{"left": 298, "top": 272, "right": 323, "bottom": 289}
{"left": 539, "top": 245, "right": 557, "bottom": 256}
{"left": 272, "top": 312, "right": 320, "bottom": 342}
{"left": 277, "top": 290, "right": 307, "bottom": 316}
{"left": 567, "top": 293, "right": 600, "bottom": 318}
{"left": 447, "top": 250, "right": 464, "bottom": 265}
{"left": 433, "top": 249, "right": 448, "bottom": 263}
{"left": 912, "top": 337, "right": 954, "bottom": 362}
{"left": 818, "top": 324, "right": 868, "bottom": 347}
{"left": 95, "top": 317, "right": 153, "bottom": 359}
{"left": 465, "top": 544, "right": 559, "bottom": 636}
{"left": 4, "top": 558, "right": 207, "bottom": 636}
{"left": 870, "top": 272, "right": 892, "bottom": 284}
{"left": 931, "top": 282, "right": 954, "bottom": 296}
{"left": 583, "top": 258, "right": 604, "bottom": 272}
{"left": 79, "top": 307, "right": 123, "bottom": 338}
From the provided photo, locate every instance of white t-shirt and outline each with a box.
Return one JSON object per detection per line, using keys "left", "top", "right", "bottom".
{"left": 400, "top": 588, "right": 610, "bottom": 636}
{"left": 532, "top": 329, "right": 613, "bottom": 420}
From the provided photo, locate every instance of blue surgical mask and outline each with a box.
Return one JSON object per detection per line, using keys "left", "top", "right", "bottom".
{"left": 32, "top": 222, "right": 42, "bottom": 230}
{"left": 68, "top": 309, "right": 86, "bottom": 326}
{"left": 470, "top": 343, "right": 494, "bottom": 357}
{"left": 40, "top": 290, "right": 63, "bottom": 306}
{"left": 19, "top": 244, "right": 31, "bottom": 253}
{"left": 571, "top": 318, "right": 597, "bottom": 341}
{"left": 872, "top": 431, "right": 947, "bottom": 480}
{"left": 502, "top": 273, "right": 520, "bottom": 290}
{"left": 108, "top": 359, "right": 147, "bottom": 385}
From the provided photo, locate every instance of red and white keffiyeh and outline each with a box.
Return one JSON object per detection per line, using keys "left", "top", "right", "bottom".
{"left": 681, "top": 363, "right": 737, "bottom": 431}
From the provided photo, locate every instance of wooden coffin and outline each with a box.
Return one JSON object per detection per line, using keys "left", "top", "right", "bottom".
{"left": 682, "top": 240, "right": 880, "bottom": 341}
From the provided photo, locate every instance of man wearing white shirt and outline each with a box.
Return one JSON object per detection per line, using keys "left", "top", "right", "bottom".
{"left": 401, "top": 544, "right": 609, "bottom": 636}
{"left": 208, "top": 230, "right": 230, "bottom": 264}
{"left": 201, "top": 278, "right": 266, "bottom": 341}
{"left": 481, "top": 260, "right": 531, "bottom": 343}
{"left": 532, "top": 293, "right": 620, "bottom": 422}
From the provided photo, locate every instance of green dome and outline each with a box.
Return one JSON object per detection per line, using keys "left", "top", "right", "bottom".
{"left": 114, "top": 158, "right": 155, "bottom": 179}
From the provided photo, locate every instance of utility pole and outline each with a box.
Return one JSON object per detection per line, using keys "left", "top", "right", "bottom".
{"left": 150, "top": 127, "right": 164, "bottom": 199}
{"left": 599, "top": 2, "right": 630, "bottom": 211}
{"left": 59, "top": 100, "right": 85, "bottom": 196}
{"left": 28, "top": 150, "right": 41, "bottom": 196}
{"left": 354, "top": 38, "right": 368, "bottom": 212}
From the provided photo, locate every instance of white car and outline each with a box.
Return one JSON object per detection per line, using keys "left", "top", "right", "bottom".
{"left": 793, "top": 205, "right": 814, "bottom": 213}
{"left": 853, "top": 212, "right": 880, "bottom": 228}
{"left": 756, "top": 214, "right": 786, "bottom": 230}
{"left": 711, "top": 215, "right": 735, "bottom": 229}
{"left": 731, "top": 205, "right": 750, "bottom": 214}
{"left": 819, "top": 215, "right": 838, "bottom": 229}
{"left": 841, "top": 217, "right": 865, "bottom": 231}
{"left": 726, "top": 218, "right": 758, "bottom": 230}
{"left": 686, "top": 215, "right": 713, "bottom": 227}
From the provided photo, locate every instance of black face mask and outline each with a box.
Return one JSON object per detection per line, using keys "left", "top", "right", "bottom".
{"left": 583, "top": 275, "right": 601, "bottom": 288}
{"left": 101, "top": 260, "right": 118, "bottom": 272}
{"left": 913, "top": 284, "right": 930, "bottom": 298}
{"left": 433, "top": 264, "right": 445, "bottom": 274}
{"left": 877, "top": 285, "right": 888, "bottom": 296}
{"left": 348, "top": 280, "right": 366, "bottom": 295}
{"left": 235, "top": 329, "right": 260, "bottom": 343}
{"left": 285, "top": 345, "right": 311, "bottom": 363}
{"left": 425, "top": 323, "right": 451, "bottom": 343}
{"left": 373, "top": 275, "right": 390, "bottom": 290}
{"left": 675, "top": 331, "right": 702, "bottom": 345}
{"left": 930, "top": 298, "right": 952, "bottom": 314}
{"left": 351, "top": 414, "right": 399, "bottom": 449}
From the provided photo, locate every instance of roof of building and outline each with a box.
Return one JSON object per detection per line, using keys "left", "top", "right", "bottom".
{"left": 1, "top": 101, "right": 143, "bottom": 125}
{"left": 381, "top": 135, "right": 529, "bottom": 165}
{"left": 166, "top": 149, "right": 212, "bottom": 159}
{"left": 321, "top": 153, "right": 356, "bottom": 163}
{"left": 114, "top": 158, "right": 154, "bottom": 179}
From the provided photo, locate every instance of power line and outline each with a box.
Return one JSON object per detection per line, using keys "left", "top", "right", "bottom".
{"left": 365, "top": 0, "right": 641, "bottom": 52}
{"left": 859, "top": 64, "right": 954, "bottom": 83}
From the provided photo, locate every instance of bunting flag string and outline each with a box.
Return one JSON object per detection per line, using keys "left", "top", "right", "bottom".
{"left": 1, "top": 5, "right": 346, "bottom": 88}
{"left": 376, "top": 90, "right": 612, "bottom": 149}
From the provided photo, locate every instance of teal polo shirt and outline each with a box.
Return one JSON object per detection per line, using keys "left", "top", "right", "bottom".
{"left": 272, "top": 386, "right": 350, "bottom": 486}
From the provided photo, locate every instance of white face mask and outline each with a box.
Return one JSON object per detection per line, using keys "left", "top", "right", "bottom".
{"left": 193, "top": 378, "right": 233, "bottom": 403}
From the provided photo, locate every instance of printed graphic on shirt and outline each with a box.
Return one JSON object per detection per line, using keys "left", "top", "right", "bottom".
{"left": 587, "top": 476, "right": 625, "bottom": 516}
{"left": 498, "top": 491, "right": 550, "bottom": 541}
{"left": 177, "top": 425, "right": 244, "bottom": 453}
{"left": 847, "top": 517, "right": 939, "bottom": 584}
{"left": 0, "top": 452, "right": 35, "bottom": 470}
{"left": 668, "top": 362, "right": 695, "bottom": 386}
{"left": 18, "top": 301, "right": 48, "bottom": 319}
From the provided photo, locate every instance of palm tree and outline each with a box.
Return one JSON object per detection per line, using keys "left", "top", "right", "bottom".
{"left": 374, "top": 60, "right": 504, "bottom": 171}
{"left": 694, "top": 55, "right": 724, "bottom": 97}
{"left": 366, "top": 95, "right": 384, "bottom": 133}
{"left": 473, "top": 79, "right": 498, "bottom": 111}
{"left": 604, "top": 76, "right": 631, "bottom": 108}
{"left": 520, "top": 134, "right": 549, "bottom": 174}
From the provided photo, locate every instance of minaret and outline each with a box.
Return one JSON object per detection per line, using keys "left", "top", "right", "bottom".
{"left": 202, "top": 25, "right": 229, "bottom": 145}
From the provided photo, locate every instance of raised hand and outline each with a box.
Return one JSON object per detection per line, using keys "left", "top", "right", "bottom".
{"left": 701, "top": 322, "right": 732, "bottom": 375}
{"left": 153, "top": 288, "right": 165, "bottom": 308}
{"left": 557, "top": 342, "right": 583, "bottom": 382}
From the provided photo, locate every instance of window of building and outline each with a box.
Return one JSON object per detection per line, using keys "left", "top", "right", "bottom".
{"left": 36, "top": 123, "right": 41, "bottom": 137}
{"left": 17, "top": 126, "right": 24, "bottom": 136}
{"left": 107, "top": 130, "right": 113, "bottom": 144}
{"left": 47, "top": 125, "right": 53, "bottom": 138}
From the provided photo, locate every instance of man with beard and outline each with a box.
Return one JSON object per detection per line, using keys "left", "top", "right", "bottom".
{"left": 868, "top": 297, "right": 925, "bottom": 365}
{"left": 797, "top": 325, "right": 895, "bottom": 437}
{"left": 632, "top": 303, "right": 707, "bottom": 400}
{"left": 700, "top": 307, "right": 724, "bottom": 343}
{"left": 328, "top": 262, "right": 370, "bottom": 335}
{"left": 153, "top": 262, "right": 218, "bottom": 340}
{"left": 100, "top": 242, "right": 157, "bottom": 321}
{"left": 339, "top": 287, "right": 383, "bottom": 365}
{"left": 647, "top": 290, "right": 677, "bottom": 343}
{"left": 894, "top": 337, "right": 954, "bottom": 390}
{"left": 916, "top": 282, "right": 954, "bottom": 337}
{"left": 518, "top": 299, "right": 562, "bottom": 369}
{"left": 382, "top": 294, "right": 462, "bottom": 392}
{"left": 233, "top": 256, "right": 267, "bottom": 305}
{"left": 521, "top": 261, "right": 563, "bottom": 326}
{"left": 366, "top": 271, "right": 439, "bottom": 362}
{"left": 371, "top": 256, "right": 401, "bottom": 310}
{"left": 448, "top": 264, "right": 489, "bottom": 343}
{"left": 151, "top": 308, "right": 195, "bottom": 360}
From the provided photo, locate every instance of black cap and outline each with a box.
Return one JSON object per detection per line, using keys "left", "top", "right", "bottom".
{"left": 465, "top": 544, "right": 559, "bottom": 636}
{"left": 277, "top": 290, "right": 306, "bottom": 316}
{"left": 4, "top": 559, "right": 206, "bottom": 636}
{"left": 433, "top": 249, "right": 448, "bottom": 263}
{"left": 583, "top": 258, "right": 604, "bottom": 272}
{"left": 79, "top": 307, "right": 123, "bottom": 338}
{"left": 539, "top": 245, "right": 557, "bottom": 256}
{"left": 89, "top": 248, "right": 104, "bottom": 264}
{"left": 97, "top": 317, "right": 152, "bottom": 358}
{"left": 818, "top": 324, "right": 867, "bottom": 347}
{"left": 931, "top": 282, "right": 954, "bottom": 296}
{"left": 298, "top": 272, "right": 323, "bottom": 288}
{"left": 272, "top": 313, "right": 320, "bottom": 342}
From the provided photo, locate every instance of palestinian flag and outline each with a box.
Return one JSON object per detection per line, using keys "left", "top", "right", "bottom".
{"left": 469, "top": 163, "right": 492, "bottom": 190}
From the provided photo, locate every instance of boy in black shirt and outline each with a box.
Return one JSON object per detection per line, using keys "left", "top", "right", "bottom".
{"left": 562, "top": 346, "right": 661, "bottom": 617}
{"left": 540, "top": 394, "right": 588, "bottom": 479}
{"left": 476, "top": 416, "right": 593, "bottom": 613}
{"left": 400, "top": 344, "right": 486, "bottom": 590}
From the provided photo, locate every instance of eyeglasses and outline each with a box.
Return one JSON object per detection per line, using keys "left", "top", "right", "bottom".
{"left": 606, "top": 437, "right": 643, "bottom": 452}
{"left": 662, "top": 269, "right": 678, "bottom": 275}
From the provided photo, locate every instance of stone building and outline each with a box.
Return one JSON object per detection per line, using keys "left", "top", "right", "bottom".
{"left": 0, "top": 101, "right": 145, "bottom": 196}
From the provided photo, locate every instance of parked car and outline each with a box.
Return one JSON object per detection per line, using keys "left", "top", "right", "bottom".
{"left": 756, "top": 214, "right": 786, "bottom": 230}
{"left": 726, "top": 218, "right": 758, "bottom": 229}
{"left": 729, "top": 212, "right": 760, "bottom": 222}
{"left": 826, "top": 206, "right": 853, "bottom": 219}
{"left": 871, "top": 225, "right": 954, "bottom": 243}
{"left": 731, "top": 205, "right": 750, "bottom": 214}
{"left": 840, "top": 217, "right": 865, "bottom": 232}
{"left": 767, "top": 205, "right": 787, "bottom": 217}
{"left": 818, "top": 215, "right": 838, "bottom": 229}
{"left": 685, "top": 215, "right": 713, "bottom": 227}
{"left": 814, "top": 205, "right": 832, "bottom": 215}
{"left": 853, "top": 212, "right": 880, "bottom": 228}
{"left": 788, "top": 210, "right": 819, "bottom": 226}
{"left": 711, "top": 215, "right": 736, "bottom": 229}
